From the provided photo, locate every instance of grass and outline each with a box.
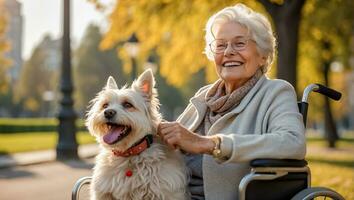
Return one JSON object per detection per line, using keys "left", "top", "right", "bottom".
{"left": 0, "top": 118, "right": 85, "bottom": 129}
{"left": 0, "top": 132, "right": 352, "bottom": 199}
{"left": 0, "top": 131, "right": 95, "bottom": 154}
{"left": 306, "top": 137, "right": 354, "bottom": 199}
{"left": 0, "top": 118, "right": 58, "bottom": 125}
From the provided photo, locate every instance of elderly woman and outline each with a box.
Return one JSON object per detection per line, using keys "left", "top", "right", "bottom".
{"left": 158, "top": 3, "right": 306, "bottom": 200}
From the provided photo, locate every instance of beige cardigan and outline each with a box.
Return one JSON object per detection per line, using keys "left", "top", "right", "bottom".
{"left": 177, "top": 75, "right": 306, "bottom": 200}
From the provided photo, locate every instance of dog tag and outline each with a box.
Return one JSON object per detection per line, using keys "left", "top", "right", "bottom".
{"left": 125, "top": 169, "right": 133, "bottom": 177}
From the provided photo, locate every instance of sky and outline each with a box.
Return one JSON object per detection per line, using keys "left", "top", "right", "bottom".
{"left": 17, "top": 0, "right": 112, "bottom": 60}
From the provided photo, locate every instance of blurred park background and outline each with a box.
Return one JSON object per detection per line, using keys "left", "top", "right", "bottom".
{"left": 0, "top": 0, "right": 353, "bottom": 199}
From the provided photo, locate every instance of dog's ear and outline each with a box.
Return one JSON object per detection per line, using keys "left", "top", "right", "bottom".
{"left": 133, "top": 69, "right": 156, "bottom": 99}
{"left": 106, "top": 76, "right": 118, "bottom": 90}
{"left": 134, "top": 69, "right": 161, "bottom": 124}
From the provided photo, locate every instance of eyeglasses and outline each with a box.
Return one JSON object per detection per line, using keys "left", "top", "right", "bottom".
{"left": 209, "top": 36, "right": 253, "bottom": 54}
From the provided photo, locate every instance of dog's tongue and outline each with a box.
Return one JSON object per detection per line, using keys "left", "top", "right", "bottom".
{"left": 103, "top": 126, "right": 125, "bottom": 144}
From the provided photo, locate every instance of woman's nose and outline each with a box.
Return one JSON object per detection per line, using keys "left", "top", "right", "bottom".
{"left": 224, "top": 43, "right": 235, "bottom": 56}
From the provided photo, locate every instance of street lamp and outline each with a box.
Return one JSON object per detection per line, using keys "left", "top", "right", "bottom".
{"left": 42, "top": 90, "right": 55, "bottom": 117}
{"left": 124, "top": 33, "right": 139, "bottom": 81}
{"left": 56, "top": 0, "right": 78, "bottom": 160}
{"left": 144, "top": 53, "right": 157, "bottom": 74}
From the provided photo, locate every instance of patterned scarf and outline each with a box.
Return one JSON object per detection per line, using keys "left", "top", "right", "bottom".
{"left": 203, "top": 69, "right": 263, "bottom": 134}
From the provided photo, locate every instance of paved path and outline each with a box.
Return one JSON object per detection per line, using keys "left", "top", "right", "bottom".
{"left": 0, "top": 159, "right": 94, "bottom": 200}
{"left": 0, "top": 144, "right": 99, "bottom": 200}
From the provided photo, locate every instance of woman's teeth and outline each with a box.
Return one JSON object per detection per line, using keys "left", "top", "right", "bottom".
{"left": 223, "top": 61, "right": 243, "bottom": 67}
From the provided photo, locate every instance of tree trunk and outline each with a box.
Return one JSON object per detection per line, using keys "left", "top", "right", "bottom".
{"left": 258, "top": 0, "right": 306, "bottom": 93}
{"left": 322, "top": 42, "right": 339, "bottom": 148}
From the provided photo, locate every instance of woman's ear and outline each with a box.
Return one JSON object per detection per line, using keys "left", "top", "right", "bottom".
{"left": 258, "top": 55, "right": 267, "bottom": 68}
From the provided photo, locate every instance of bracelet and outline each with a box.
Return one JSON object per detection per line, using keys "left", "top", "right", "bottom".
{"left": 210, "top": 136, "right": 222, "bottom": 158}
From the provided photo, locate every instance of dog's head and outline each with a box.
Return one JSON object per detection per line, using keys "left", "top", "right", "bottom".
{"left": 86, "top": 69, "right": 161, "bottom": 152}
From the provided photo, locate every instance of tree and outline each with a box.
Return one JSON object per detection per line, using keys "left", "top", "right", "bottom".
{"left": 0, "top": 8, "right": 11, "bottom": 93}
{"left": 298, "top": 0, "right": 354, "bottom": 147}
{"left": 95, "top": 0, "right": 353, "bottom": 135}
{"left": 323, "top": 44, "right": 339, "bottom": 148}
{"left": 16, "top": 36, "right": 58, "bottom": 116}
{"left": 258, "top": 0, "right": 306, "bottom": 91}
{"left": 99, "top": 0, "right": 269, "bottom": 87}
{"left": 73, "top": 24, "right": 126, "bottom": 115}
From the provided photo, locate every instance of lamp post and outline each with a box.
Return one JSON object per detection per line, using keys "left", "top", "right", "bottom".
{"left": 144, "top": 53, "right": 157, "bottom": 74}
{"left": 42, "top": 90, "right": 55, "bottom": 117}
{"left": 124, "top": 34, "right": 139, "bottom": 81}
{"left": 56, "top": 0, "right": 78, "bottom": 160}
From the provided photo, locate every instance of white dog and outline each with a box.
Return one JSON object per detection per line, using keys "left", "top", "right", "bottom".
{"left": 86, "top": 69, "right": 188, "bottom": 200}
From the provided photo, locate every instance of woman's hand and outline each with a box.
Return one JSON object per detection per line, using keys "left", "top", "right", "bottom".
{"left": 158, "top": 121, "right": 215, "bottom": 154}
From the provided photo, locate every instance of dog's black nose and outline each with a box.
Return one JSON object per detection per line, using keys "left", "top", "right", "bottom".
{"left": 104, "top": 109, "right": 116, "bottom": 119}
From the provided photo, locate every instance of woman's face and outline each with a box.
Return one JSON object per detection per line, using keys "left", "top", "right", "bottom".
{"left": 212, "top": 21, "right": 265, "bottom": 90}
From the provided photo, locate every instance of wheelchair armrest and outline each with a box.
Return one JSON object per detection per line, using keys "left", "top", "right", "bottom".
{"left": 250, "top": 159, "right": 307, "bottom": 168}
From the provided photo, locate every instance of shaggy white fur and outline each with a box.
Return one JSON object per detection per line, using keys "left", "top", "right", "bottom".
{"left": 86, "top": 69, "right": 188, "bottom": 200}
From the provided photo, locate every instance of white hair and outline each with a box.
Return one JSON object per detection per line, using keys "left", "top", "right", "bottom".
{"left": 204, "top": 3, "right": 276, "bottom": 72}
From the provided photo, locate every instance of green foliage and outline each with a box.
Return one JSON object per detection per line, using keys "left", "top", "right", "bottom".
{"left": 73, "top": 24, "right": 127, "bottom": 114}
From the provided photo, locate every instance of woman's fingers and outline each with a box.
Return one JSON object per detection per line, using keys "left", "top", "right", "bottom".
{"left": 159, "top": 121, "right": 177, "bottom": 130}
{"left": 158, "top": 121, "right": 179, "bottom": 136}
{"left": 159, "top": 125, "right": 177, "bottom": 136}
{"left": 158, "top": 126, "right": 178, "bottom": 149}
{"left": 157, "top": 121, "right": 189, "bottom": 150}
{"left": 163, "top": 132, "right": 179, "bottom": 149}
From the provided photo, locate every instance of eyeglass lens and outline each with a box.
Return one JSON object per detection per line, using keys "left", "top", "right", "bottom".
{"left": 210, "top": 37, "right": 248, "bottom": 53}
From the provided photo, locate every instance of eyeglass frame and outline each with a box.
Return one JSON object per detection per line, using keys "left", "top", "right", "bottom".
{"left": 208, "top": 36, "right": 255, "bottom": 54}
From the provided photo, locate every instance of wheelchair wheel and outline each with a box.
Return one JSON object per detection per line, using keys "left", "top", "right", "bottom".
{"left": 72, "top": 176, "right": 92, "bottom": 200}
{"left": 291, "top": 187, "right": 345, "bottom": 200}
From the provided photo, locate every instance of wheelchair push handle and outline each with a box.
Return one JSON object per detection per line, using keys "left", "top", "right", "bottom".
{"left": 302, "top": 83, "right": 342, "bottom": 103}
{"left": 314, "top": 83, "right": 342, "bottom": 101}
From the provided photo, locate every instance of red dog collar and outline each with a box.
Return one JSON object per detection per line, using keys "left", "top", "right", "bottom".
{"left": 112, "top": 134, "right": 153, "bottom": 157}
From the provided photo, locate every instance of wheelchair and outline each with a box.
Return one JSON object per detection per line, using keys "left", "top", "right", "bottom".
{"left": 72, "top": 83, "right": 345, "bottom": 200}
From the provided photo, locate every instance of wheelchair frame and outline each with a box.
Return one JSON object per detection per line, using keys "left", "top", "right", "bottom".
{"left": 238, "top": 83, "right": 344, "bottom": 200}
{"left": 72, "top": 83, "right": 345, "bottom": 200}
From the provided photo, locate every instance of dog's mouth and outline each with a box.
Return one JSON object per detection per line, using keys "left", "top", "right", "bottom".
{"left": 103, "top": 122, "right": 131, "bottom": 145}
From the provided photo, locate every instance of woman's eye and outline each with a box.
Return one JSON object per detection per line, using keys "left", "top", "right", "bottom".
{"left": 235, "top": 42, "right": 246, "bottom": 47}
{"left": 102, "top": 103, "right": 109, "bottom": 109}
{"left": 122, "top": 102, "right": 134, "bottom": 109}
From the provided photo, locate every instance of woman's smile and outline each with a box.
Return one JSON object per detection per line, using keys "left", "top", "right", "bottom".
{"left": 222, "top": 61, "right": 244, "bottom": 67}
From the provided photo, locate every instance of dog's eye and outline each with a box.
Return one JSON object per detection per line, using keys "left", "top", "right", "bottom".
{"left": 122, "top": 102, "right": 134, "bottom": 109}
{"left": 102, "top": 103, "right": 109, "bottom": 109}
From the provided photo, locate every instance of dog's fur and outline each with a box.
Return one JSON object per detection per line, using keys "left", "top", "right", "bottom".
{"left": 86, "top": 69, "right": 188, "bottom": 200}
